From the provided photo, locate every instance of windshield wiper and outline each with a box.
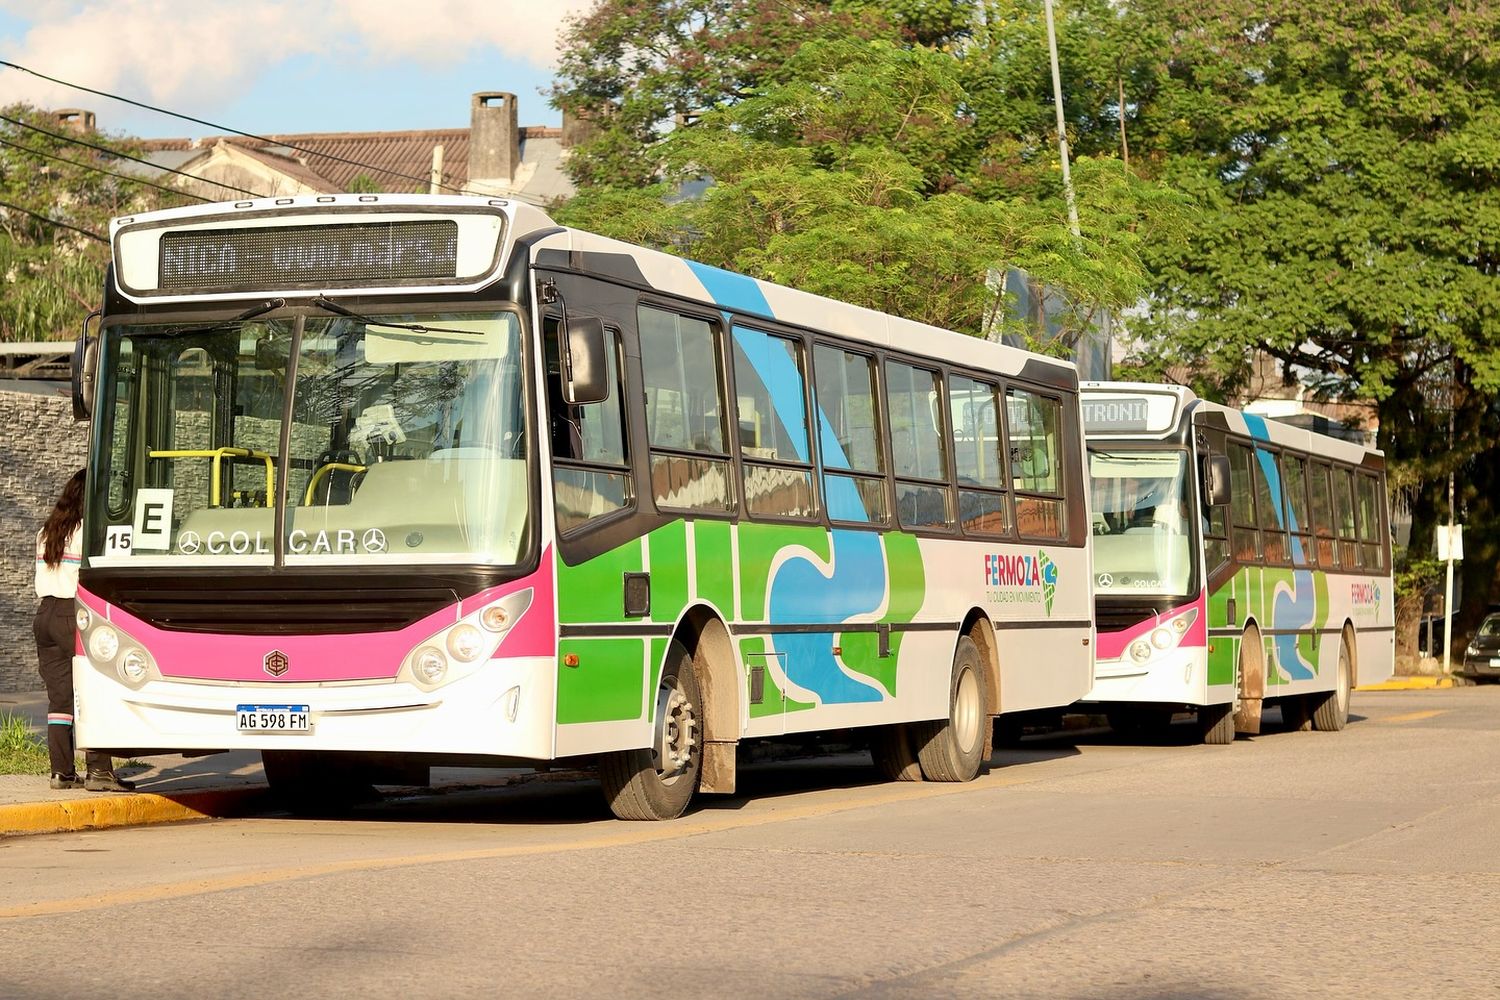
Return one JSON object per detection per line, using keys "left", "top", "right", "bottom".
{"left": 159, "top": 297, "right": 287, "bottom": 337}
{"left": 310, "top": 295, "right": 488, "bottom": 336}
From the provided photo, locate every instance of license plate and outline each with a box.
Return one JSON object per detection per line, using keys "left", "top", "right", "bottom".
{"left": 236, "top": 704, "right": 310, "bottom": 733}
{"left": 1490, "top": 659, "right": 1500, "bottom": 667}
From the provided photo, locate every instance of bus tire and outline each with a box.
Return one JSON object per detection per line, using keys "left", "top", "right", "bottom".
{"left": 1280, "top": 696, "right": 1313, "bottom": 732}
{"left": 914, "top": 636, "right": 988, "bottom": 782}
{"left": 1199, "top": 703, "right": 1234, "bottom": 744}
{"left": 599, "top": 641, "right": 703, "bottom": 820}
{"left": 870, "top": 724, "right": 922, "bottom": 781}
{"left": 1312, "top": 629, "right": 1354, "bottom": 732}
{"left": 261, "top": 750, "right": 378, "bottom": 816}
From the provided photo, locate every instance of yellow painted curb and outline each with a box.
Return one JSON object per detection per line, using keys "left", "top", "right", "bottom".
{"left": 1356, "top": 676, "right": 1454, "bottom": 691}
{"left": 0, "top": 787, "right": 266, "bottom": 837}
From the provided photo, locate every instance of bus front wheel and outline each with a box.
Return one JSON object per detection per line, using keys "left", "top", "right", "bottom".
{"left": 599, "top": 641, "right": 703, "bottom": 820}
{"left": 914, "top": 636, "right": 988, "bottom": 782}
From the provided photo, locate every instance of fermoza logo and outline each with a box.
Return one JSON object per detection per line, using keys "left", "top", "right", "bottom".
{"left": 983, "top": 551, "right": 1060, "bottom": 616}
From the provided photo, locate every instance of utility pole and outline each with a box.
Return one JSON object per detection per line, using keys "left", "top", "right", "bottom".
{"left": 1442, "top": 375, "right": 1457, "bottom": 675}
{"left": 1044, "top": 0, "right": 1081, "bottom": 240}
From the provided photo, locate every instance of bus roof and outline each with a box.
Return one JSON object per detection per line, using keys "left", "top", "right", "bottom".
{"left": 107, "top": 194, "right": 1075, "bottom": 385}
{"left": 1081, "top": 380, "right": 1382, "bottom": 465}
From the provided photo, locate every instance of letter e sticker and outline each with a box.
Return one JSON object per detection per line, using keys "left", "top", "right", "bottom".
{"left": 132, "top": 488, "right": 175, "bottom": 551}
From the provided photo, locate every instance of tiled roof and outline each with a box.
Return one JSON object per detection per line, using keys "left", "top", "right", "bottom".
{"left": 139, "top": 126, "right": 568, "bottom": 199}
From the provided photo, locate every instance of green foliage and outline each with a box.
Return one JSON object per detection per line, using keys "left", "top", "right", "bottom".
{"left": 0, "top": 712, "right": 50, "bottom": 776}
{"left": 0, "top": 105, "right": 192, "bottom": 342}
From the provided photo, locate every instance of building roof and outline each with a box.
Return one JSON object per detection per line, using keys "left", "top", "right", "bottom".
{"left": 137, "top": 125, "right": 570, "bottom": 204}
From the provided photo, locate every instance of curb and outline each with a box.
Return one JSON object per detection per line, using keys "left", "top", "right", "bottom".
{"left": 1356, "top": 677, "right": 1454, "bottom": 691}
{"left": 0, "top": 786, "right": 268, "bottom": 838}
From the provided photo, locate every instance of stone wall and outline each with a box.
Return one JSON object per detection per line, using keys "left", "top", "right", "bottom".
{"left": 0, "top": 384, "right": 89, "bottom": 692}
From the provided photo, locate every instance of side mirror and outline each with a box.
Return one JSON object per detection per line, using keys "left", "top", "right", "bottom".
{"left": 562, "top": 315, "right": 608, "bottom": 406}
{"left": 71, "top": 310, "right": 101, "bottom": 422}
{"left": 1203, "top": 454, "right": 1232, "bottom": 508}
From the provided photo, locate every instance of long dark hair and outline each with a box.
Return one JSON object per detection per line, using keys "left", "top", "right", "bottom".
{"left": 41, "top": 469, "right": 86, "bottom": 568}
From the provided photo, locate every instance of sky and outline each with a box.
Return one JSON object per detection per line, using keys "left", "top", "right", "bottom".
{"left": 0, "top": 0, "right": 593, "bottom": 139}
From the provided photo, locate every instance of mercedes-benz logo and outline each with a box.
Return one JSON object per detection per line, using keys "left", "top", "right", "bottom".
{"left": 1096, "top": 573, "right": 1114, "bottom": 588}
{"left": 361, "top": 528, "right": 388, "bottom": 554}
{"left": 178, "top": 531, "right": 202, "bottom": 555}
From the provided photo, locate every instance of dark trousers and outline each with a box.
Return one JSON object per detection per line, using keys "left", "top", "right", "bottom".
{"left": 33, "top": 596, "right": 110, "bottom": 777}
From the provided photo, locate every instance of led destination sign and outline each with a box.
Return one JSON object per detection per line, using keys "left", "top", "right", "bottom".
{"left": 158, "top": 219, "right": 461, "bottom": 292}
{"left": 1081, "top": 396, "right": 1154, "bottom": 432}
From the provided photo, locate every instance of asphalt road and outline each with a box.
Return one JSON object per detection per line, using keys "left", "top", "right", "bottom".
{"left": 2, "top": 688, "right": 1498, "bottom": 999}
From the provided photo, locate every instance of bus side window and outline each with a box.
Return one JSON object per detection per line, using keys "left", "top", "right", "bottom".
{"left": 1283, "top": 453, "right": 1312, "bottom": 567}
{"left": 638, "top": 306, "right": 733, "bottom": 513}
{"left": 731, "top": 327, "right": 815, "bottom": 519}
{"left": 1228, "top": 442, "right": 1260, "bottom": 563}
{"left": 886, "top": 360, "right": 953, "bottom": 530}
{"left": 1356, "top": 473, "right": 1383, "bottom": 570}
{"left": 545, "top": 317, "right": 632, "bottom": 534}
{"left": 1006, "top": 387, "right": 1065, "bottom": 540}
{"left": 1333, "top": 467, "right": 1360, "bottom": 568}
{"left": 813, "top": 345, "right": 888, "bottom": 524}
{"left": 948, "top": 373, "right": 1008, "bottom": 537}
{"left": 1309, "top": 461, "right": 1339, "bottom": 568}
{"left": 1254, "top": 448, "right": 1288, "bottom": 564}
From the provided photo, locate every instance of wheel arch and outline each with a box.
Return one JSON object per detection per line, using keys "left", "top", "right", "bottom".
{"left": 1341, "top": 618, "right": 1359, "bottom": 688}
{"left": 961, "top": 608, "right": 1001, "bottom": 717}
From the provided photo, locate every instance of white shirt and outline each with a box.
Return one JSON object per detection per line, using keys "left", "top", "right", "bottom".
{"left": 34, "top": 526, "right": 81, "bottom": 600}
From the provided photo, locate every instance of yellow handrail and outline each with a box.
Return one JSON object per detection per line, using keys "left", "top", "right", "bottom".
{"left": 147, "top": 447, "right": 276, "bottom": 507}
{"left": 303, "top": 462, "right": 367, "bottom": 505}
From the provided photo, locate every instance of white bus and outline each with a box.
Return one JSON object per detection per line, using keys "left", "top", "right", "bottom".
{"left": 1080, "top": 382, "right": 1395, "bottom": 743}
{"left": 70, "top": 194, "right": 1095, "bottom": 818}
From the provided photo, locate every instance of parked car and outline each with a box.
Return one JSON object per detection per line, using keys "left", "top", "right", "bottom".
{"left": 1460, "top": 613, "right": 1500, "bottom": 681}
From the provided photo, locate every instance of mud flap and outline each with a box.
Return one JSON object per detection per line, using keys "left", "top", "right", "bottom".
{"left": 700, "top": 739, "right": 736, "bottom": 794}
{"left": 1234, "top": 696, "right": 1263, "bottom": 735}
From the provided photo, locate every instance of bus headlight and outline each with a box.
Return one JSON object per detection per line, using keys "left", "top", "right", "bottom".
{"left": 1129, "top": 640, "right": 1153, "bottom": 664}
{"left": 120, "top": 648, "right": 150, "bottom": 683}
{"left": 1125, "top": 607, "right": 1200, "bottom": 666}
{"left": 414, "top": 646, "right": 448, "bottom": 683}
{"left": 447, "top": 624, "right": 485, "bottom": 662}
{"left": 75, "top": 605, "right": 92, "bottom": 632}
{"left": 1150, "top": 628, "right": 1175, "bottom": 650}
{"left": 89, "top": 625, "right": 120, "bottom": 663}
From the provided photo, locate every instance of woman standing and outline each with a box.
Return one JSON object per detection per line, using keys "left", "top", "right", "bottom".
{"left": 34, "top": 469, "right": 134, "bottom": 792}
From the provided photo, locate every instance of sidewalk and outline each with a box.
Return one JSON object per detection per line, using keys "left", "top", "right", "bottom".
{"left": 1356, "top": 675, "right": 1456, "bottom": 691}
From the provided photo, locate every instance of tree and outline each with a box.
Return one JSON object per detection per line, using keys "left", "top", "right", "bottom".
{"left": 1116, "top": 0, "right": 1500, "bottom": 632}
{"left": 554, "top": 33, "right": 1182, "bottom": 341}
{"left": 0, "top": 105, "right": 191, "bottom": 342}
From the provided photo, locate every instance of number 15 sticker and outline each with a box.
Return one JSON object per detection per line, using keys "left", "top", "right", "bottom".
{"left": 106, "top": 525, "right": 133, "bottom": 555}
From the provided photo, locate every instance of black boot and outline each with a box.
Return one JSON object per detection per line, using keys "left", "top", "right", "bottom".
{"left": 85, "top": 770, "right": 136, "bottom": 792}
{"left": 50, "top": 773, "right": 85, "bottom": 790}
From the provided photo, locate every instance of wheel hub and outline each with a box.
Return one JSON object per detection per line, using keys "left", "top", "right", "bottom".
{"left": 653, "top": 676, "right": 698, "bottom": 780}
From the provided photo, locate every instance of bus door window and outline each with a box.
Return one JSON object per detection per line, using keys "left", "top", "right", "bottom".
{"left": 886, "top": 360, "right": 953, "bottom": 530}
{"left": 638, "top": 305, "right": 733, "bottom": 513}
{"left": 813, "top": 345, "right": 888, "bottom": 524}
{"left": 1283, "top": 454, "right": 1313, "bottom": 567}
{"left": 544, "top": 316, "right": 632, "bottom": 533}
{"left": 1308, "top": 461, "right": 1339, "bottom": 568}
{"left": 731, "top": 327, "right": 815, "bottom": 519}
{"left": 1006, "top": 387, "right": 1065, "bottom": 539}
{"left": 1229, "top": 442, "right": 1260, "bottom": 563}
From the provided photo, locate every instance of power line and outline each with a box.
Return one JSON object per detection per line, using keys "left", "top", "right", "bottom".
{"left": 1, "top": 59, "right": 474, "bottom": 196}
{"left": 0, "top": 112, "right": 267, "bottom": 199}
{"left": 0, "top": 134, "right": 210, "bottom": 204}
{"left": 0, "top": 197, "right": 107, "bottom": 242}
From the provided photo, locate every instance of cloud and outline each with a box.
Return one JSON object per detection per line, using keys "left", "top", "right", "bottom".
{"left": 0, "top": 0, "right": 592, "bottom": 114}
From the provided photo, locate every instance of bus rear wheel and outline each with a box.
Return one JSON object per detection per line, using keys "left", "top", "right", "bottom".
{"left": 870, "top": 724, "right": 922, "bottom": 781}
{"left": 1312, "top": 630, "right": 1353, "bottom": 731}
{"left": 1198, "top": 703, "right": 1234, "bottom": 745}
{"left": 914, "top": 636, "right": 988, "bottom": 782}
{"left": 599, "top": 641, "right": 703, "bottom": 820}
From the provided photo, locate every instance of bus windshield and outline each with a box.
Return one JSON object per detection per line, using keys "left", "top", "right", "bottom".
{"left": 87, "top": 310, "right": 530, "bottom": 567}
{"left": 1087, "top": 449, "right": 1194, "bottom": 596}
